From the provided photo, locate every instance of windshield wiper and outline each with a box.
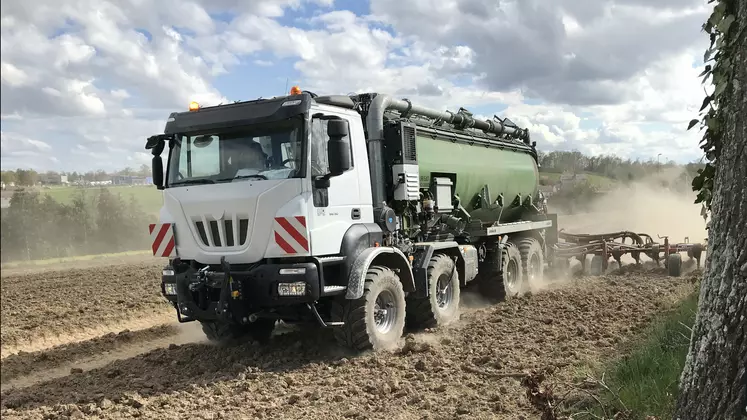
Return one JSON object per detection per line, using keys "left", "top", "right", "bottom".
{"left": 217, "top": 174, "right": 268, "bottom": 182}
{"left": 170, "top": 179, "right": 215, "bottom": 186}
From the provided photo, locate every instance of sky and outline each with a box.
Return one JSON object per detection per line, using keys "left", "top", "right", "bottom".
{"left": 0, "top": 0, "right": 711, "bottom": 173}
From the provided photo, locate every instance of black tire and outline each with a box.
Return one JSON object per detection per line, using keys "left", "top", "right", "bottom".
{"left": 589, "top": 255, "right": 605, "bottom": 276}
{"left": 477, "top": 246, "right": 506, "bottom": 302}
{"left": 502, "top": 243, "right": 525, "bottom": 298}
{"left": 689, "top": 244, "right": 704, "bottom": 268}
{"left": 331, "top": 266, "right": 406, "bottom": 352}
{"left": 668, "top": 253, "right": 683, "bottom": 277}
{"left": 200, "top": 319, "right": 276, "bottom": 345}
{"left": 518, "top": 238, "right": 544, "bottom": 286}
{"left": 406, "top": 254, "right": 461, "bottom": 329}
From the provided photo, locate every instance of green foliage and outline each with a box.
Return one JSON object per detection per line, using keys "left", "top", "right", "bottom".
{"left": 689, "top": 0, "right": 741, "bottom": 211}
{"left": 0, "top": 188, "right": 155, "bottom": 262}
{"left": 580, "top": 291, "right": 699, "bottom": 419}
{"left": 0, "top": 169, "right": 39, "bottom": 186}
{"left": 549, "top": 182, "right": 602, "bottom": 214}
{"left": 1, "top": 171, "right": 17, "bottom": 184}
{"left": 41, "top": 185, "right": 163, "bottom": 217}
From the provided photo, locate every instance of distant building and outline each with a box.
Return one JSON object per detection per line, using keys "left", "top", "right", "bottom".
{"left": 111, "top": 175, "right": 148, "bottom": 185}
{"left": 40, "top": 174, "right": 69, "bottom": 185}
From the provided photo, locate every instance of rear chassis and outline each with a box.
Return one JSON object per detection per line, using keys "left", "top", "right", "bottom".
{"left": 161, "top": 257, "right": 343, "bottom": 328}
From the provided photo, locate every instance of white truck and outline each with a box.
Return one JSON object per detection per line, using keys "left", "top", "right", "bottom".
{"left": 145, "top": 88, "right": 558, "bottom": 351}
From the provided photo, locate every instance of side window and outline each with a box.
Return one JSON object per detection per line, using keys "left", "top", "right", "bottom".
{"left": 310, "top": 118, "right": 353, "bottom": 177}
{"left": 183, "top": 135, "right": 220, "bottom": 177}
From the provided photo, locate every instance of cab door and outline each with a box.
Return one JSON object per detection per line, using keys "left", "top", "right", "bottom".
{"left": 306, "top": 109, "right": 372, "bottom": 255}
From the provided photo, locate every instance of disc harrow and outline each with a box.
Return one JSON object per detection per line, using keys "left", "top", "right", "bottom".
{"left": 551, "top": 230, "right": 707, "bottom": 277}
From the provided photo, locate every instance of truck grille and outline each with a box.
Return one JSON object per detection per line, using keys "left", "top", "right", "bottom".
{"left": 193, "top": 215, "right": 249, "bottom": 248}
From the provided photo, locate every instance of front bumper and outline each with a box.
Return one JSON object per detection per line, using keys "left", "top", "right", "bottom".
{"left": 161, "top": 259, "right": 321, "bottom": 322}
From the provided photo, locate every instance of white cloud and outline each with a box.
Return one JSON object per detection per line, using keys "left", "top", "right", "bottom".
{"left": 0, "top": 62, "right": 31, "bottom": 87}
{"left": 0, "top": 0, "right": 711, "bottom": 172}
{"left": 1, "top": 131, "right": 52, "bottom": 153}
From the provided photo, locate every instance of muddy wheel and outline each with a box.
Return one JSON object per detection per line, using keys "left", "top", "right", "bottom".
{"left": 200, "top": 319, "right": 276, "bottom": 345}
{"left": 331, "top": 266, "right": 406, "bottom": 352}
{"left": 518, "top": 238, "right": 544, "bottom": 286}
{"left": 668, "top": 253, "right": 683, "bottom": 277}
{"left": 502, "top": 243, "right": 525, "bottom": 298}
{"left": 477, "top": 246, "right": 505, "bottom": 302}
{"left": 690, "top": 244, "right": 704, "bottom": 268}
{"left": 589, "top": 255, "right": 605, "bottom": 276}
{"left": 406, "top": 254, "right": 461, "bottom": 329}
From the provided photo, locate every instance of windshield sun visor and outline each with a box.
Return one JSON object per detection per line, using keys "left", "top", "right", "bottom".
{"left": 164, "top": 93, "right": 313, "bottom": 134}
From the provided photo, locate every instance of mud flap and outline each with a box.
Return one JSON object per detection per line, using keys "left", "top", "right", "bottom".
{"left": 345, "top": 247, "right": 415, "bottom": 300}
{"left": 411, "top": 241, "right": 461, "bottom": 299}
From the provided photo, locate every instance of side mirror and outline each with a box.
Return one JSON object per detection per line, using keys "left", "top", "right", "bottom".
{"left": 145, "top": 134, "right": 170, "bottom": 155}
{"left": 145, "top": 135, "right": 162, "bottom": 150}
{"left": 152, "top": 156, "right": 164, "bottom": 190}
{"left": 327, "top": 119, "right": 351, "bottom": 177}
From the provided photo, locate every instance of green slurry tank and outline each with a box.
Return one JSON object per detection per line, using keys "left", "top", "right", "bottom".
{"left": 366, "top": 92, "right": 541, "bottom": 226}
{"left": 414, "top": 133, "right": 540, "bottom": 224}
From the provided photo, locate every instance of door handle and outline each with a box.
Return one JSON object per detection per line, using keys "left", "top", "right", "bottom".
{"left": 351, "top": 208, "right": 361, "bottom": 220}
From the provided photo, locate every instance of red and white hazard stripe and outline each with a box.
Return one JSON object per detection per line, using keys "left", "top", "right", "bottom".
{"left": 273, "top": 216, "right": 309, "bottom": 254}
{"left": 149, "top": 223, "right": 176, "bottom": 258}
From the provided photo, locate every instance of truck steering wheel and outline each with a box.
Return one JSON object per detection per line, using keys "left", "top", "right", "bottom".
{"left": 281, "top": 158, "right": 299, "bottom": 168}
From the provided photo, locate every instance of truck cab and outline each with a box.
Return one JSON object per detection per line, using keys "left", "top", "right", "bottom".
{"left": 147, "top": 89, "right": 555, "bottom": 351}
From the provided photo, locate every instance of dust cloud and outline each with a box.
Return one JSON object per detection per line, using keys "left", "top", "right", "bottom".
{"left": 555, "top": 167, "right": 708, "bottom": 245}
{"left": 547, "top": 167, "right": 709, "bottom": 275}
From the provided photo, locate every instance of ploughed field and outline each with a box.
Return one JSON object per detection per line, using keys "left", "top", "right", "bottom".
{"left": 0, "top": 254, "right": 699, "bottom": 419}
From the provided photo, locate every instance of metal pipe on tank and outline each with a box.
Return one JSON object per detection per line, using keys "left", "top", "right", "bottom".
{"left": 384, "top": 98, "right": 527, "bottom": 140}
{"left": 365, "top": 94, "right": 393, "bottom": 208}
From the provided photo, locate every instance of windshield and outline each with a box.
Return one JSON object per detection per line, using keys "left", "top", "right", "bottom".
{"left": 166, "top": 117, "right": 304, "bottom": 186}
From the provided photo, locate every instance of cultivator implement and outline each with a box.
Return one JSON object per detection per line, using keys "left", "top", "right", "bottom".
{"left": 551, "top": 230, "right": 707, "bottom": 277}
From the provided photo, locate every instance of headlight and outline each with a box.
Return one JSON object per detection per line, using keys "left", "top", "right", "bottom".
{"left": 277, "top": 282, "right": 306, "bottom": 297}
{"left": 163, "top": 283, "right": 177, "bottom": 296}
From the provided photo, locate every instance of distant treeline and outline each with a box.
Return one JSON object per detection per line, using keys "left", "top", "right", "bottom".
{"left": 1, "top": 164, "right": 151, "bottom": 186}
{"left": 537, "top": 151, "right": 705, "bottom": 183}
{"left": 538, "top": 151, "right": 703, "bottom": 214}
{"left": 0, "top": 188, "right": 154, "bottom": 263}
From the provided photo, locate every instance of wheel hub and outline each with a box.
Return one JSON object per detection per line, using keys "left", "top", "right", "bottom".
{"left": 528, "top": 253, "right": 541, "bottom": 281}
{"left": 373, "top": 290, "right": 397, "bottom": 333}
{"left": 505, "top": 259, "right": 518, "bottom": 288}
{"left": 435, "top": 273, "right": 453, "bottom": 309}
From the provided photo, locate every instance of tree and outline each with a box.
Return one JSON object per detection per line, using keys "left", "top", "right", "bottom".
{"left": 1, "top": 171, "right": 17, "bottom": 184}
{"left": 15, "top": 169, "right": 38, "bottom": 186}
{"left": 674, "top": 0, "right": 747, "bottom": 418}
{"left": 119, "top": 166, "right": 134, "bottom": 176}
